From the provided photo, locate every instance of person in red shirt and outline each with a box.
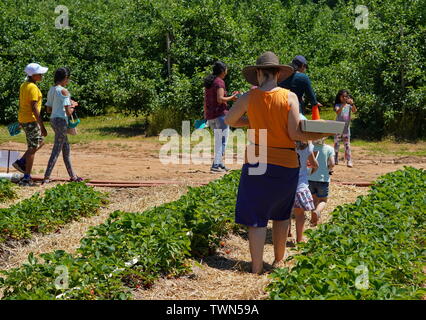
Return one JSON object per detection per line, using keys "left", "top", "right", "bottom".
{"left": 203, "top": 61, "right": 237, "bottom": 172}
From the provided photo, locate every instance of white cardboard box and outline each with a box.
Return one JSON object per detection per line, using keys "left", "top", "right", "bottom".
{"left": 301, "top": 120, "right": 345, "bottom": 135}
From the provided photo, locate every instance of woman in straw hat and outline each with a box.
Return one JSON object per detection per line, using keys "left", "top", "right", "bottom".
{"left": 225, "top": 51, "right": 331, "bottom": 274}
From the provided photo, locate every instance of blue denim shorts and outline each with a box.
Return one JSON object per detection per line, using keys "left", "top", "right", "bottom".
{"left": 308, "top": 180, "right": 329, "bottom": 198}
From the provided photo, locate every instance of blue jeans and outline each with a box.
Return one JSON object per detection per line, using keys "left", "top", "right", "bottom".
{"left": 208, "top": 115, "right": 229, "bottom": 165}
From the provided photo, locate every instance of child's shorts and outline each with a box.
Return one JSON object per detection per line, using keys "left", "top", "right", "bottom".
{"left": 21, "top": 122, "right": 44, "bottom": 149}
{"left": 308, "top": 181, "right": 329, "bottom": 198}
{"left": 293, "top": 188, "right": 315, "bottom": 211}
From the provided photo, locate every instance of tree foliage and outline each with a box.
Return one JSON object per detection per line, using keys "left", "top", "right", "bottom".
{"left": 0, "top": 0, "right": 424, "bottom": 139}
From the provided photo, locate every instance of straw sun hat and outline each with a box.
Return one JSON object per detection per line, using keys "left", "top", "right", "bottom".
{"left": 242, "top": 51, "right": 294, "bottom": 86}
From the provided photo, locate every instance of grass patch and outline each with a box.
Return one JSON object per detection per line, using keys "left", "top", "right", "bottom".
{"left": 1, "top": 113, "right": 424, "bottom": 158}
{"left": 326, "top": 138, "right": 426, "bottom": 157}
{"left": 0, "top": 114, "right": 148, "bottom": 145}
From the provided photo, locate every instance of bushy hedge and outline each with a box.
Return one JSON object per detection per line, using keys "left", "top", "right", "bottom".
{"left": 267, "top": 167, "right": 426, "bottom": 300}
{"left": 0, "top": 0, "right": 424, "bottom": 139}
{"left": 0, "top": 170, "right": 241, "bottom": 300}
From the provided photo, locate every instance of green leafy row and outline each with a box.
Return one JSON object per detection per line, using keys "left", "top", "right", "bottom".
{"left": 0, "top": 171, "right": 241, "bottom": 299}
{"left": 0, "top": 179, "right": 17, "bottom": 203}
{"left": 267, "top": 166, "right": 426, "bottom": 300}
{"left": 0, "top": 182, "right": 109, "bottom": 243}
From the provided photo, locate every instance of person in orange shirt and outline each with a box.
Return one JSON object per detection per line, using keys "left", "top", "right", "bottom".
{"left": 225, "top": 52, "right": 332, "bottom": 274}
{"left": 13, "top": 63, "right": 49, "bottom": 186}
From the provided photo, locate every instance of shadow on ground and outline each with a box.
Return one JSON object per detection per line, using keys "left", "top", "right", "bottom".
{"left": 85, "top": 121, "right": 147, "bottom": 137}
{"left": 201, "top": 255, "right": 280, "bottom": 274}
{"left": 238, "top": 227, "right": 295, "bottom": 247}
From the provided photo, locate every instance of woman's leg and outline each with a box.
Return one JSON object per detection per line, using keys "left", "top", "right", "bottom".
{"left": 61, "top": 134, "right": 77, "bottom": 178}
{"left": 272, "top": 219, "right": 290, "bottom": 264}
{"left": 44, "top": 118, "right": 67, "bottom": 179}
{"left": 248, "top": 226, "right": 267, "bottom": 274}
{"left": 294, "top": 208, "right": 306, "bottom": 243}
{"left": 217, "top": 115, "right": 230, "bottom": 163}
{"left": 211, "top": 119, "right": 223, "bottom": 166}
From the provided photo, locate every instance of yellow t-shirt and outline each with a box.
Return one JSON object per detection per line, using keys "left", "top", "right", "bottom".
{"left": 18, "top": 82, "right": 42, "bottom": 123}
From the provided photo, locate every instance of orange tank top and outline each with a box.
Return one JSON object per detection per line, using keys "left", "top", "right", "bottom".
{"left": 245, "top": 88, "right": 299, "bottom": 168}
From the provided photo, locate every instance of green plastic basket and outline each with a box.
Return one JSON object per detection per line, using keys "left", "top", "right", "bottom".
{"left": 7, "top": 122, "right": 21, "bottom": 136}
{"left": 194, "top": 119, "right": 207, "bottom": 130}
{"left": 68, "top": 114, "right": 80, "bottom": 129}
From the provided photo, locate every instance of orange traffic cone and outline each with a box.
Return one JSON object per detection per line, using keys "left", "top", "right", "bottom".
{"left": 312, "top": 104, "right": 320, "bottom": 120}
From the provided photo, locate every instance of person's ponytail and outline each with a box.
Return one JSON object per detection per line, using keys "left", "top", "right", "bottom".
{"left": 204, "top": 74, "right": 216, "bottom": 88}
{"left": 204, "top": 61, "right": 227, "bottom": 88}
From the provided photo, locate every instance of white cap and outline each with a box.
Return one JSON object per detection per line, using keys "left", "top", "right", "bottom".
{"left": 24, "top": 63, "right": 48, "bottom": 76}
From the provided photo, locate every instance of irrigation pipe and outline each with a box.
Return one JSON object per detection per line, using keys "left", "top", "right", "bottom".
{"left": 29, "top": 176, "right": 372, "bottom": 188}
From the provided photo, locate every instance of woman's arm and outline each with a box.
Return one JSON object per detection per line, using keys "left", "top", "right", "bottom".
{"left": 61, "top": 89, "right": 77, "bottom": 116}
{"left": 217, "top": 87, "right": 237, "bottom": 104}
{"left": 224, "top": 93, "right": 249, "bottom": 127}
{"left": 65, "top": 106, "right": 75, "bottom": 116}
{"left": 303, "top": 75, "right": 319, "bottom": 106}
{"left": 288, "top": 92, "right": 332, "bottom": 141}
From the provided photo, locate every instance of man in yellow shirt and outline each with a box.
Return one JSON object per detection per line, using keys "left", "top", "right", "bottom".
{"left": 13, "top": 63, "right": 49, "bottom": 186}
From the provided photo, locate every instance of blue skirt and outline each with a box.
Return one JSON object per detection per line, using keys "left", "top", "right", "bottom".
{"left": 235, "top": 163, "right": 299, "bottom": 227}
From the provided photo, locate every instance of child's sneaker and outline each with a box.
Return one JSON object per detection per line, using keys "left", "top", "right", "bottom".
{"left": 12, "top": 159, "right": 26, "bottom": 173}
{"left": 210, "top": 164, "right": 224, "bottom": 173}
{"left": 219, "top": 164, "right": 230, "bottom": 172}
{"left": 19, "top": 177, "right": 36, "bottom": 187}
{"left": 347, "top": 161, "right": 353, "bottom": 168}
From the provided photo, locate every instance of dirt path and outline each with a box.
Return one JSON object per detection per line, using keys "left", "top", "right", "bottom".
{"left": 0, "top": 140, "right": 425, "bottom": 184}
{"left": 135, "top": 184, "right": 370, "bottom": 300}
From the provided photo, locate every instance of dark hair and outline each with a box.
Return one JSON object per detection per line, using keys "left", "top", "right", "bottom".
{"left": 335, "top": 89, "right": 349, "bottom": 105}
{"left": 291, "top": 59, "right": 307, "bottom": 72}
{"left": 54, "top": 67, "right": 70, "bottom": 84}
{"left": 204, "top": 61, "right": 227, "bottom": 88}
{"left": 258, "top": 67, "right": 280, "bottom": 80}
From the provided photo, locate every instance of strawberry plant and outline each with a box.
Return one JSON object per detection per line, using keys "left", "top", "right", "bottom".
{"left": 0, "top": 171, "right": 242, "bottom": 300}
{"left": 0, "top": 182, "right": 108, "bottom": 243}
{"left": 0, "top": 179, "right": 17, "bottom": 202}
{"left": 267, "top": 167, "right": 426, "bottom": 300}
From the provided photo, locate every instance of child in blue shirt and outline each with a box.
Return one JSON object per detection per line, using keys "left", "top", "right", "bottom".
{"left": 292, "top": 140, "right": 319, "bottom": 242}
{"left": 308, "top": 138, "right": 335, "bottom": 226}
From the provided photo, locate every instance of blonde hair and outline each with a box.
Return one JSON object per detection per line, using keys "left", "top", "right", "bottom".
{"left": 313, "top": 137, "right": 327, "bottom": 145}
